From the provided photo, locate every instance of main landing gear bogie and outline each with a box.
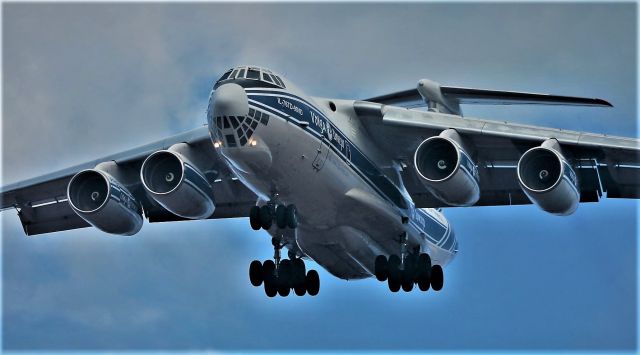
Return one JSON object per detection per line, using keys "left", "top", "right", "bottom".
{"left": 249, "top": 258, "right": 320, "bottom": 297}
{"left": 248, "top": 236, "right": 320, "bottom": 297}
{"left": 374, "top": 253, "right": 444, "bottom": 293}
{"left": 249, "top": 203, "right": 298, "bottom": 231}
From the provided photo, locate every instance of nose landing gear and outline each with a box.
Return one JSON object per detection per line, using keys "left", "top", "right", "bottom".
{"left": 248, "top": 237, "right": 320, "bottom": 297}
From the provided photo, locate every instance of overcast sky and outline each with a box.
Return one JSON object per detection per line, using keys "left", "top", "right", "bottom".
{"left": 2, "top": 2, "right": 637, "bottom": 351}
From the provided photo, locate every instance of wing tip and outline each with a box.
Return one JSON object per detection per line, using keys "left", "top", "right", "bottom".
{"left": 595, "top": 98, "right": 614, "bottom": 107}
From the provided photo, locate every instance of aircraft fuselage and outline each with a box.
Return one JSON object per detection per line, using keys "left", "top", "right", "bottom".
{"left": 207, "top": 74, "right": 457, "bottom": 280}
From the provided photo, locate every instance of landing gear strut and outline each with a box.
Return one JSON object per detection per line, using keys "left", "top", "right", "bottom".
{"left": 374, "top": 233, "right": 444, "bottom": 292}
{"left": 248, "top": 237, "right": 320, "bottom": 297}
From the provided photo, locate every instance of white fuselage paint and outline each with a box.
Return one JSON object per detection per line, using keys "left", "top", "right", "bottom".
{"left": 209, "top": 78, "right": 457, "bottom": 280}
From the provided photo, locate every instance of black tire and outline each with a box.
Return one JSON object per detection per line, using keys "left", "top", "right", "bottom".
{"left": 275, "top": 205, "right": 287, "bottom": 229}
{"left": 292, "top": 258, "right": 306, "bottom": 286}
{"left": 262, "top": 260, "right": 275, "bottom": 282}
{"left": 285, "top": 204, "right": 298, "bottom": 229}
{"left": 264, "top": 272, "right": 277, "bottom": 297}
{"left": 417, "top": 253, "right": 431, "bottom": 291}
{"left": 277, "top": 278, "right": 291, "bottom": 297}
{"left": 431, "top": 265, "right": 444, "bottom": 291}
{"left": 259, "top": 205, "right": 273, "bottom": 230}
{"left": 249, "top": 206, "right": 261, "bottom": 230}
{"left": 401, "top": 279, "right": 414, "bottom": 292}
{"left": 388, "top": 276, "right": 401, "bottom": 292}
{"left": 249, "top": 260, "right": 263, "bottom": 286}
{"left": 294, "top": 284, "right": 306, "bottom": 296}
{"left": 418, "top": 277, "right": 430, "bottom": 292}
{"left": 402, "top": 256, "right": 415, "bottom": 284}
{"left": 388, "top": 254, "right": 401, "bottom": 284}
{"left": 374, "top": 255, "right": 388, "bottom": 281}
{"left": 280, "top": 259, "right": 293, "bottom": 288}
{"left": 306, "top": 270, "right": 320, "bottom": 296}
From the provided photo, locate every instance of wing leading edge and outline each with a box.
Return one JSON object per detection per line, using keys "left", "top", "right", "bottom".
{"left": 1, "top": 126, "right": 257, "bottom": 235}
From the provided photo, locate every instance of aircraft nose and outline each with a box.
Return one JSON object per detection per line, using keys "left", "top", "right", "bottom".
{"left": 210, "top": 83, "right": 249, "bottom": 118}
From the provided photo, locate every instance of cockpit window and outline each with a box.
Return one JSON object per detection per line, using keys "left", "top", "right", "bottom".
{"left": 215, "top": 66, "right": 286, "bottom": 89}
{"left": 219, "top": 70, "right": 232, "bottom": 81}
{"left": 273, "top": 75, "right": 285, "bottom": 88}
{"left": 247, "top": 68, "right": 260, "bottom": 80}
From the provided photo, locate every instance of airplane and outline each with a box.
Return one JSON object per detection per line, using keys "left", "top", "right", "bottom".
{"left": 2, "top": 65, "right": 638, "bottom": 298}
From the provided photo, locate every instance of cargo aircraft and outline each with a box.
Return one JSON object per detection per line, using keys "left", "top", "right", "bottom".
{"left": 2, "top": 66, "right": 638, "bottom": 297}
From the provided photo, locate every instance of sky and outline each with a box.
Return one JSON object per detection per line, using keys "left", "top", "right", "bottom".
{"left": 1, "top": 2, "right": 637, "bottom": 352}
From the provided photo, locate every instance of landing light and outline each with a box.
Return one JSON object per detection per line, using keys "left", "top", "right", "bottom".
{"left": 213, "top": 141, "right": 222, "bottom": 148}
{"left": 250, "top": 140, "right": 258, "bottom": 147}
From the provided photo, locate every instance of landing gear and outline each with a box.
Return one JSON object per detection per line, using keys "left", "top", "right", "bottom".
{"left": 248, "top": 237, "right": 320, "bottom": 297}
{"left": 373, "top": 233, "right": 443, "bottom": 293}
{"left": 375, "top": 252, "right": 441, "bottom": 292}
{"left": 249, "top": 202, "right": 298, "bottom": 231}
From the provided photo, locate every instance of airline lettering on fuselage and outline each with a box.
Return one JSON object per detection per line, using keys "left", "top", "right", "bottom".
{"left": 311, "top": 110, "right": 346, "bottom": 152}
{"left": 277, "top": 98, "right": 303, "bottom": 116}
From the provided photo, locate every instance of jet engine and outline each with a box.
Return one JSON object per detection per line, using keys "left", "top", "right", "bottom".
{"left": 67, "top": 169, "right": 143, "bottom": 235}
{"left": 141, "top": 143, "right": 216, "bottom": 219}
{"left": 413, "top": 129, "right": 480, "bottom": 206}
{"left": 517, "top": 139, "right": 580, "bottom": 215}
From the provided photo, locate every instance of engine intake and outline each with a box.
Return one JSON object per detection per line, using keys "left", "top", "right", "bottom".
{"left": 67, "top": 169, "right": 143, "bottom": 235}
{"left": 517, "top": 142, "right": 579, "bottom": 215}
{"left": 141, "top": 149, "right": 215, "bottom": 219}
{"left": 414, "top": 130, "right": 480, "bottom": 206}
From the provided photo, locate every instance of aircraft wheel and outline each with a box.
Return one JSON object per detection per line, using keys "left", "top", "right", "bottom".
{"left": 277, "top": 278, "right": 291, "bottom": 297}
{"left": 388, "top": 254, "right": 401, "bottom": 283}
{"left": 388, "top": 276, "right": 401, "bottom": 292}
{"left": 259, "top": 205, "right": 273, "bottom": 230}
{"left": 249, "top": 206, "right": 261, "bottom": 230}
{"left": 275, "top": 205, "right": 287, "bottom": 229}
{"left": 306, "top": 270, "right": 320, "bottom": 296}
{"left": 249, "top": 260, "right": 263, "bottom": 286}
{"left": 401, "top": 278, "right": 414, "bottom": 292}
{"left": 431, "top": 265, "right": 444, "bottom": 291}
{"left": 264, "top": 271, "right": 277, "bottom": 298}
{"left": 417, "top": 253, "right": 431, "bottom": 291}
{"left": 280, "top": 259, "right": 293, "bottom": 288}
{"left": 294, "top": 284, "right": 306, "bottom": 296}
{"left": 262, "top": 260, "right": 275, "bottom": 282}
{"left": 374, "top": 255, "right": 388, "bottom": 281}
{"left": 286, "top": 204, "right": 298, "bottom": 229}
{"left": 292, "top": 258, "right": 306, "bottom": 286}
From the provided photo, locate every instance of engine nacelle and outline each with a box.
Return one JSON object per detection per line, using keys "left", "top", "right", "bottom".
{"left": 413, "top": 130, "right": 480, "bottom": 206}
{"left": 67, "top": 169, "right": 143, "bottom": 235}
{"left": 517, "top": 140, "right": 580, "bottom": 215}
{"left": 140, "top": 146, "right": 216, "bottom": 219}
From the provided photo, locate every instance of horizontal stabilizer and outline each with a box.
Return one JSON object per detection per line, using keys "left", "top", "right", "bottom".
{"left": 440, "top": 86, "right": 612, "bottom": 107}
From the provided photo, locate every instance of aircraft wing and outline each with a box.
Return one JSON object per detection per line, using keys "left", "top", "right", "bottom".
{"left": 354, "top": 101, "right": 640, "bottom": 208}
{"left": 1, "top": 126, "right": 257, "bottom": 235}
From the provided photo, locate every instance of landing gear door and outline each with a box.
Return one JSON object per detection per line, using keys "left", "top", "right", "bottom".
{"left": 312, "top": 137, "right": 330, "bottom": 171}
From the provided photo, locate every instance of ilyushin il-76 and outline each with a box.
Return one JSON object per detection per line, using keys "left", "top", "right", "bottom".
{"left": 2, "top": 66, "right": 638, "bottom": 297}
